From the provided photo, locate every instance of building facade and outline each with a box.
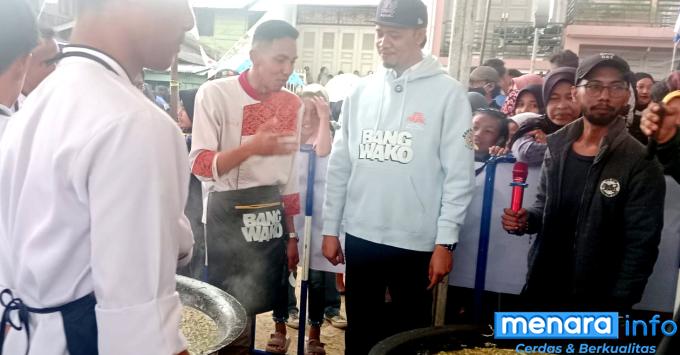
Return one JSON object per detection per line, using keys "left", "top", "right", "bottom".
{"left": 434, "top": 0, "right": 560, "bottom": 73}
{"left": 295, "top": 5, "right": 380, "bottom": 77}
{"left": 562, "top": 0, "right": 679, "bottom": 79}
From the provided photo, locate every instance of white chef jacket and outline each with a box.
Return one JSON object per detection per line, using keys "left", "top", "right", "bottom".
{"left": 0, "top": 46, "right": 193, "bottom": 355}
{"left": 0, "top": 104, "right": 11, "bottom": 140}
{"left": 9, "top": 94, "right": 25, "bottom": 114}
{"left": 0, "top": 104, "right": 11, "bottom": 116}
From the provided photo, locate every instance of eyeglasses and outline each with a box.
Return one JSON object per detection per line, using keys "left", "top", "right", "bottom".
{"left": 576, "top": 82, "right": 629, "bottom": 98}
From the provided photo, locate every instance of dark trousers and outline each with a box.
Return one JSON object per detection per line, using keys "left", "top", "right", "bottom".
{"left": 309, "top": 270, "right": 342, "bottom": 321}
{"left": 344, "top": 234, "right": 433, "bottom": 355}
{"left": 177, "top": 175, "right": 205, "bottom": 279}
{"left": 285, "top": 270, "right": 342, "bottom": 325}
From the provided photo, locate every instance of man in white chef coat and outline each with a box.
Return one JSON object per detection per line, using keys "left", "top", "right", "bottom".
{"left": 0, "top": 1, "right": 195, "bottom": 355}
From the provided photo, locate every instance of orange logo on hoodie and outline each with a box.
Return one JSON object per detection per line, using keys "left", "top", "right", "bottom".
{"left": 407, "top": 112, "right": 425, "bottom": 125}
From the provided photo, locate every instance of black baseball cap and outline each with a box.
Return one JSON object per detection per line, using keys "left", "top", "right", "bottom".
{"left": 375, "top": 0, "right": 428, "bottom": 28}
{"left": 575, "top": 53, "right": 631, "bottom": 84}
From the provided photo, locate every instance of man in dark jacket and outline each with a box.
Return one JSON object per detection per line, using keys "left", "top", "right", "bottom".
{"left": 502, "top": 53, "right": 665, "bottom": 311}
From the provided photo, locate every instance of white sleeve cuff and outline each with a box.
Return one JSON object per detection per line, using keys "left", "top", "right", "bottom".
{"left": 322, "top": 219, "right": 341, "bottom": 237}
{"left": 435, "top": 225, "right": 460, "bottom": 245}
{"left": 96, "top": 292, "right": 187, "bottom": 355}
{"left": 211, "top": 152, "right": 220, "bottom": 181}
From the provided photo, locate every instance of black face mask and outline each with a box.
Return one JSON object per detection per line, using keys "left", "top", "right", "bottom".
{"left": 469, "top": 85, "right": 502, "bottom": 98}
{"left": 469, "top": 87, "right": 486, "bottom": 96}
{"left": 489, "top": 85, "right": 502, "bottom": 98}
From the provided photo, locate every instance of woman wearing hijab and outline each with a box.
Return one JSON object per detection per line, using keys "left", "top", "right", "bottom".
{"left": 489, "top": 84, "right": 545, "bottom": 156}
{"left": 513, "top": 84, "right": 545, "bottom": 115}
{"left": 510, "top": 67, "right": 581, "bottom": 165}
{"left": 501, "top": 73, "right": 544, "bottom": 115}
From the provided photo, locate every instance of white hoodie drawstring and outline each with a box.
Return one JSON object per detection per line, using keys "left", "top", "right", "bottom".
{"left": 373, "top": 72, "right": 387, "bottom": 131}
{"left": 374, "top": 55, "right": 436, "bottom": 132}
{"left": 397, "top": 74, "right": 409, "bottom": 132}
{"left": 374, "top": 70, "right": 410, "bottom": 132}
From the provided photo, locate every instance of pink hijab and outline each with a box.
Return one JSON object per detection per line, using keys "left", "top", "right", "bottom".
{"left": 513, "top": 74, "right": 544, "bottom": 91}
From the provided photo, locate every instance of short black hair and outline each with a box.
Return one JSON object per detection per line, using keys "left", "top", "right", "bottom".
{"left": 483, "top": 58, "right": 507, "bottom": 77}
{"left": 634, "top": 72, "right": 654, "bottom": 84}
{"left": 474, "top": 108, "right": 509, "bottom": 146}
{"left": 650, "top": 72, "right": 680, "bottom": 103}
{"left": 549, "top": 49, "right": 579, "bottom": 68}
{"left": 179, "top": 89, "right": 198, "bottom": 122}
{"left": 0, "top": 0, "right": 39, "bottom": 74}
{"left": 650, "top": 81, "right": 669, "bottom": 103}
{"left": 252, "top": 20, "right": 299, "bottom": 46}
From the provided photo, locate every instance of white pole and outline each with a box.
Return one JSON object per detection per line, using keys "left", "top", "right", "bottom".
{"left": 529, "top": 28, "right": 540, "bottom": 74}
{"left": 448, "top": 0, "right": 474, "bottom": 86}
{"left": 301, "top": 216, "right": 312, "bottom": 281}
{"left": 424, "top": 0, "right": 438, "bottom": 55}
{"left": 479, "top": 0, "right": 493, "bottom": 65}
{"left": 671, "top": 41, "right": 678, "bottom": 73}
{"left": 673, "top": 10, "right": 680, "bottom": 73}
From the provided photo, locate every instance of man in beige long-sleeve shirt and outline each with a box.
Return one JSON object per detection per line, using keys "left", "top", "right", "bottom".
{"left": 189, "top": 20, "right": 302, "bottom": 354}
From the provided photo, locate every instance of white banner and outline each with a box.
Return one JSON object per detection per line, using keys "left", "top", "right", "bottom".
{"left": 451, "top": 162, "right": 680, "bottom": 312}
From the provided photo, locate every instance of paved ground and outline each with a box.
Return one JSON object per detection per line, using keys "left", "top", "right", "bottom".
{"left": 254, "top": 308, "right": 346, "bottom": 355}
{"left": 254, "top": 276, "right": 346, "bottom": 355}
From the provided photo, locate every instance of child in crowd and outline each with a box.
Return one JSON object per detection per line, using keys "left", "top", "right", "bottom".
{"left": 268, "top": 84, "right": 346, "bottom": 355}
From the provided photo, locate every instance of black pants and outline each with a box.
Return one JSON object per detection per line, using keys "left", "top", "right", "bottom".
{"left": 283, "top": 270, "right": 342, "bottom": 325}
{"left": 344, "top": 234, "right": 433, "bottom": 355}
{"left": 177, "top": 175, "right": 205, "bottom": 279}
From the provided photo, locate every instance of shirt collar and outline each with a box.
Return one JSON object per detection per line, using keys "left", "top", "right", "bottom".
{"left": 60, "top": 45, "right": 132, "bottom": 84}
{"left": 0, "top": 104, "right": 12, "bottom": 117}
{"left": 238, "top": 70, "right": 261, "bottom": 101}
{"left": 12, "top": 94, "right": 26, "bottom": 113}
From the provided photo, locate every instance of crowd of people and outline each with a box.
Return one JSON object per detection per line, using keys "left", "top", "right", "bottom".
{"left": 303, "top": 66, "right": 373, "bottom": 87}
{"left": 468, "top": 51, "right": 670, "bottom": 168}
{"left": 2, "top": 0, "right": 680, "bottom": 354}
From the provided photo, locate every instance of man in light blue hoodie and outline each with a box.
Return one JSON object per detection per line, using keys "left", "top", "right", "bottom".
{"left": 321, "top": 0, "right": 475, "bottom": 353}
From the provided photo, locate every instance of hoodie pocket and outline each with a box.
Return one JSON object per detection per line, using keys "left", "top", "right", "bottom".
{"left": 344, "top": 165, "right": 425, "bottom": 234}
